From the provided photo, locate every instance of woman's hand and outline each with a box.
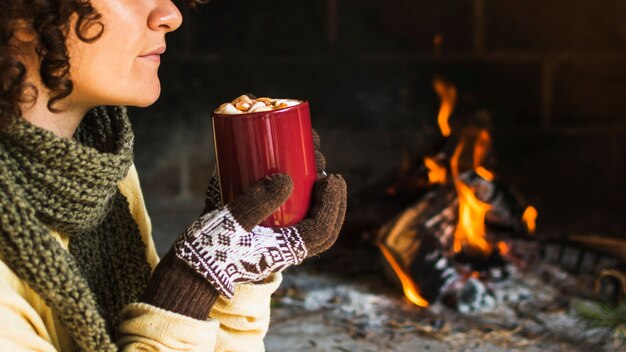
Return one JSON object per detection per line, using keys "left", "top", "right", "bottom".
{"left": 176, "top": 172, "right": 345, "bottom": 298}
{"left": 140, "top": 173, "right": 293, "bottom": 319}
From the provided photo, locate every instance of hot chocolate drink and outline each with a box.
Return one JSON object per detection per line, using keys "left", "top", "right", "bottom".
{"left": 215, "top": 95, "right": 302, "bottom": 115}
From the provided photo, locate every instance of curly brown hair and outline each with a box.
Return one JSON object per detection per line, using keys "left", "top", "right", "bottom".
{"left": 0, "top": 0, "right": 207, "bottom": 127}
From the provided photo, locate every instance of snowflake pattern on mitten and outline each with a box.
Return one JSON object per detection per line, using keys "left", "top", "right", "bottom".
{"left": 174, "top": 208, "right": 307, "bottom": 298}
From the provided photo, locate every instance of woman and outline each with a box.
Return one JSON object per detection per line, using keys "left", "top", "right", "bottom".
{"left": 0, "top": 0, "right": 347, "bottom": 351}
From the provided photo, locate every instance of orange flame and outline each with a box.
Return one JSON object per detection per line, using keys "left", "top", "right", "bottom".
{"left": 473, "top": 129, "right": 491, "bottom": 169}
{"left": 424, "top": 157, "right": 447, "bottom": 184}
{"left": 522, "top": 206, "right": 538, "bottom": 234}
{"left": 475, "top": 167, "right": 494, "bottom": 181}
{"left": 451, "top": 140, "right": 493, "bottom": 256}
{"left": 376, "top": 242, "right": 429, "bottom": 307}
{"left": 498, "top": 241, "right": 510, "bottom": 256}
{"left": 433, "top": 78, "right": 457, "bottom": 137}
{"left": 473, "top": 130, "right": 495, "bottom": 180}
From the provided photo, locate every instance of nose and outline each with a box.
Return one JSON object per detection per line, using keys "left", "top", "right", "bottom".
{"left": 147, "top": 0, "right": 183, "bottom": 33}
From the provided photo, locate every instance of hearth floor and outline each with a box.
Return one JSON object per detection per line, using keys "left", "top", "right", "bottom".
{"left": 265, "top": 271, "right": 622, "bottom": 352}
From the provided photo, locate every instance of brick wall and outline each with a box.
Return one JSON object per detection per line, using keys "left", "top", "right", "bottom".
{"left": 130, "top": 0, "right": 626, "bottom": 254}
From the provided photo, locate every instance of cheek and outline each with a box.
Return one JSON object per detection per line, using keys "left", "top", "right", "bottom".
{"left": 69, "top": 39, "right": 162, "bottom": 106}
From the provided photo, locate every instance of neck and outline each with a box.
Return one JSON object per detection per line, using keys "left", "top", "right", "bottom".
{"left": 17, "top": 46, "right": 91, "bottom": 139}
{"left": 21, "top": 98, "right": 90, "bottom": 139}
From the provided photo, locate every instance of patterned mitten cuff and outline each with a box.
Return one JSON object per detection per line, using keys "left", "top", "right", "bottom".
{"left": 202, "top": 169, "right": 222, "bottom": 214}
{"left": 174, "top": 208, "right": 307, "bottom": 298}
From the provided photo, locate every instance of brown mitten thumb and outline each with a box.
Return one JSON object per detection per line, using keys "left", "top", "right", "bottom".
{"left": 293, "top": 174, "right": 347, "bottom": 257}
{"left": 227, "top": 174, "right": 293, "bottom": 231}
{"left": 312, "top": 129, "right": 327, "bottom": 175}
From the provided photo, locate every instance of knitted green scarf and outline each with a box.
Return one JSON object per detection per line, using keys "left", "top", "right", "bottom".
{"left": 0, "top": 106, "right": 152, "bottom": 351}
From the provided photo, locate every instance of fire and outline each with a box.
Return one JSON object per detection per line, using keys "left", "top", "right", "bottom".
{"left": 430, "top": 80, "right": 493, "bottom": 257}
{"left": 424, "top": 157, "right": 447, "bottom": 184}
{"left": 473, "top": 129, "right": 491, "bottom": 169}
{"left": 475, "top": 167, "right": 494, "bottom": 181}
{"left": 498, "top": 241, "right": 510, "bottom": 256}
{"left": 433, "top": 77, "right": 457, "bottom": 137}
{"left": 376, "top": 242, "right": 429, "bottom": 307}
{"left": 522, "top": 206, "right": 538, "bottom": 234}
{"left": 451, "top": 140, "right": 493, "bottom": 256}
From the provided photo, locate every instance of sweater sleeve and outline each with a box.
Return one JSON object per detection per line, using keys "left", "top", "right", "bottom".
{"left": 116, "top": 273, "right": 282, "bottom": 352}
{"left": 0, "top": 259, "right": 63, "bottom": 351}
{"left": 211, "top": 273, "right": 283, "bottom": 352}
{"left": 117, "top": 303, "right": 220, "bottom": 351}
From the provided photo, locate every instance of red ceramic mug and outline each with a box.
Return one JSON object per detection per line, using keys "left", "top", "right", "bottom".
{"left": 212, "top": 100, "right": 317, "bottom": 227}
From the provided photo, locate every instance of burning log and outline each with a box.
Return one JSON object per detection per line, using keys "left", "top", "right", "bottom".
{"left": 376, "top": 125, "right": 536, "bottom": 310}
{"left": 408, "top": 233, "right": 458, "bottom": 303}
{"left": 376, "top": 187, "right": 459, "bottom": 306}
{"left": 376, "top": 169, "right": 527, "bottom": 310}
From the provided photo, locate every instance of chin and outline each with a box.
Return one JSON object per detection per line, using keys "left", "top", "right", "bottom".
{"left": 128, "top": 86, "right": 161, "bottom": 107}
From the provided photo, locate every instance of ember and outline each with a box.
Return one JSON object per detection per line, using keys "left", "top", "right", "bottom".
{"left": 424, "top": 156, "right": 446, "bottom": 185}
{"left": 522, "top": 206, "right": 538, "bottom": 234}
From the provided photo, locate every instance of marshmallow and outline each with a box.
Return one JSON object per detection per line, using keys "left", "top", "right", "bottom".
{"left": 215, "top": 95, "right": 303, "bottom": 115}
{"left": 256, "top": 97, "right": 274, "bottom": 105}
{"left": 250, "top": 105, "right": 273, "bottom": 112}
{"left": 216, "top": 103, "right": 243, "bottom": 115}
{"left": 274, "top": 99, "right": 301, "bottom": 108}
{"left": 248, "top": 101, "right": 267, "bottom": 112}
{"left": 233, "top": 95, "right": 254, "bottom": 111}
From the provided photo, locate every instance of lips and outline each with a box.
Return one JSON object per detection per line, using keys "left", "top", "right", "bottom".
{"left": 139, "top": 46, "right": 166, "bottom": 63}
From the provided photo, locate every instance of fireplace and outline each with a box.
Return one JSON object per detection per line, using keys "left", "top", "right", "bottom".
{"left": 376, "top": 74, "right": 623, "bottom": 314}
{"left": 128, "top": 0, "right": 626, "bottom": 350}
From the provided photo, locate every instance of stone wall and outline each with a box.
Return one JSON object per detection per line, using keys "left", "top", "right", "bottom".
{"left": 129, "top": 0, "right": 626, "bottom": 254}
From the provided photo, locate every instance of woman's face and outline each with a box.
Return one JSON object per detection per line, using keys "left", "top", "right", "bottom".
{"left": 66, "top": 0, "right": 182, "bottom": 109}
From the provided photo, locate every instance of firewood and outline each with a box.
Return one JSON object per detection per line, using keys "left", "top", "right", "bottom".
{"left": 565, "top": 234, "right": 626, "bottom": 262}
{"left": 595, "top": 269, "right": 626, "bottom": 304}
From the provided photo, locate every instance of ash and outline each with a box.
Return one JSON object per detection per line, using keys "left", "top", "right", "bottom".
{"left": 277, "top": 271, "right": 401, "bottom": 329}
{"left": 266, "top": 260, "right": 621, "bottom": 352}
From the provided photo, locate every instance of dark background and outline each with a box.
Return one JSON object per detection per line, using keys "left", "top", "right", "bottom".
{"left": 128, "top": 0, "right": 626, "bottom": 255}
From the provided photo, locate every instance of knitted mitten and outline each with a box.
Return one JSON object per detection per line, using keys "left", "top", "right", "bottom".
{"left": 141, "top": 174, "right": 293, "bottom": 319}
{"left": 140, "top": 250, "right": 220, "bottom": 320}
{"left": 312, "top": 128, "right": 327, "bottom": 175}
{"left": 175, "top": 173, "right": 346, "bottom": 298}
